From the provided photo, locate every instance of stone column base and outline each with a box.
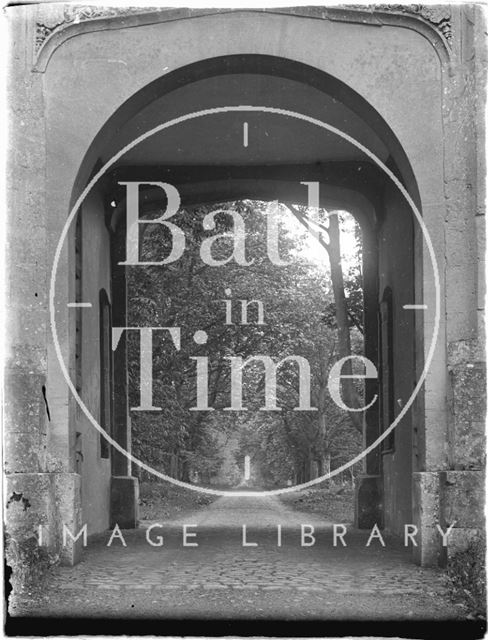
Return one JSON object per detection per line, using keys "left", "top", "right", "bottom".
{"left": 110, "top": 476, "right": 139, "bottom": 529}
{"left": 412, "top": 471, "right": 441, "bottom": 566}
{"left": 412, "top": 470, "right": 484, "bottom": 566}
{"left": 5, "top": 472, "right": 82, "bottom": 568}
{"left": 354, "top": 474, "right": 383, "bottom": 529}
{"left": 55, "top": 473, "right": 83, "bottom": 565}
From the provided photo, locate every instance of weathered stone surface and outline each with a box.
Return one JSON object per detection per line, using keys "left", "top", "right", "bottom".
{"left": 4, "top": 370, "right": 46, "bottom": 435}
{"left": 449, "top": 419, "right": 485, "bottom": 470}
{"left": 412, "top": 472, "right": 442, "bottom": 566}
{"left": 4, "top": 431, "right": 41, "bottom": 473}
{"left": 413, "top": 526, "right": 444, "bottom": 567}
{"left": 442, "top": 470, "right": 485, "bottom": 529}
{"left": 6, "top": 225, "right": 47, "bottom": 273}
{"left": 448, "top": 360, "right": 486, "bottom": 470}
{"left": 448, "top": 338, "right": 485, "bottom": 367}
{"left": 413, "top": 469, "right": 484, "bottom": 565}
{"left": 54, "top": 472, "right": 83, "bottom": 566}
{"left": 450, "top": 363, "right": 486, "bottom": 424}
{"left": 5, "top": 474, "right": 54, "bottom": 540}
{"left": 7, "top": 344, "right": 47, "bottom": 374}
{"left": 413, "top": 471, "right": 440, "bottom": 528}
{"left": 7, "top": 302, "right": 48, "bottom": 348}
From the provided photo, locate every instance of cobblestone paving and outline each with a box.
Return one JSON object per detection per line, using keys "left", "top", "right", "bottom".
{"left": 10, "top": 496, "right": 462, "bottom": 622}
{"left": 50, "top": 497, "right": 447, "bottom": 596}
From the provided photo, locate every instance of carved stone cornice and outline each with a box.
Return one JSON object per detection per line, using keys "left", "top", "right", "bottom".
{"left": 34, "top": 4, "right": 452, "bottom": 71}
{"left": 372, "top": 4, "right": 452, "bottom": 43}
{"left": 35, "top": 4, "right": 153, "bottom": 53}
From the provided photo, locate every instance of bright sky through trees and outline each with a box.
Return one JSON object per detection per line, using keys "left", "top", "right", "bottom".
{"left": 268, "top": 201, "right": 360, "bottom": 271}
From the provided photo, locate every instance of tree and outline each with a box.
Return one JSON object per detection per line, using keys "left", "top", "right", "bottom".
{"left": 287, "top": 205, "right": 364, "bottom": 431}
{"left": 126, "top": 199, "right": 365, "bottom": 487}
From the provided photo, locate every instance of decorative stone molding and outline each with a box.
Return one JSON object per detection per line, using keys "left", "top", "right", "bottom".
{"left": 374, "top": 4, "right": 452, "bottom": 43}
{"left": 35, "top": 4, "right": 153, "bottom": 53}
{"left": 33, "top": 4, "right": 452, "bottom": 72}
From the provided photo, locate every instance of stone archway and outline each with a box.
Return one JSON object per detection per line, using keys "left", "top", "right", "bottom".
{"left": 70, "top": 51, "right": 422, "bottom": 553}
{"left": 6, "top": 6, "right": 484, "bottom": 573}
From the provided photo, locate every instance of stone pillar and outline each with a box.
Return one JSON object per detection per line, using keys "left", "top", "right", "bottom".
{"left": 412, "top": 471, "right": 441, "bottom": 566}
{"left": 54, "top": 473, "right": 84, "bottom": 565}
{"left": 111, "top": 477, "right": 139, "bottom": 529}
{"left": 442, "top": 340, "right": 485, "bottom": 559}
{"left": 5, "top": 4, "right": 82, "bottom": 575}
{"left": 355, "top": 475, "right": 383, "bottom": 529}
{"left": 355, "top": 221, "right": 383, "bottom": 528}
{"left": 110, "top": 220, "right": 139, "bottom": 528}
{"left": 412, "top": 7, "right": 486, "bottom": 566}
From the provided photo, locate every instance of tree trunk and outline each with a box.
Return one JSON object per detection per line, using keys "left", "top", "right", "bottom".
{"left": 327, "top": 213, "right": 363, "bottom": 431}
{"left": 289, "top": 206, "right": 364, "bottom": 432}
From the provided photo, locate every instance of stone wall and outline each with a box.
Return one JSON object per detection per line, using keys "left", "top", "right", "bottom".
{"left": 377, "top": 180, "right": 415, "bottom": 537}
{"left": 6, "top": 4, "right": 83, "bottom": 568}
{"left": 412, "top": 5, "right": 486, "bottom": 566}
{"left": 74, "top": 189, "right": 112, "bottom": 534}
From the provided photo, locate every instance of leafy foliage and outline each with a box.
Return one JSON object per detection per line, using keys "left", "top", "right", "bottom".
{"left": 446, "top": 533, "right": 486, "bottom": 619}
{"left": 126, "top": 200, "right": 364, "bottom": 487}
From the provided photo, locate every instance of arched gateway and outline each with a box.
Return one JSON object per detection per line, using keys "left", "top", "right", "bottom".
{"left": 6, "top": 5, "right": 485, "bottom": 570}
